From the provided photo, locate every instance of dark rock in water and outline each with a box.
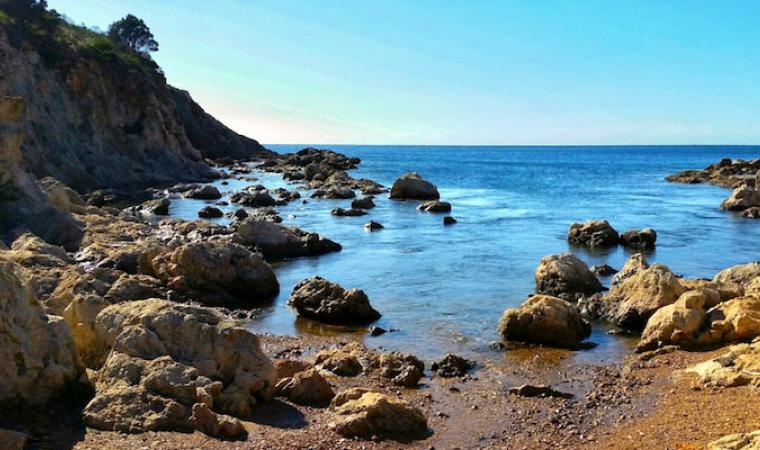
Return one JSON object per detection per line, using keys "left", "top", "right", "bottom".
{"left": 215, "top": 201, "right": 228, "bottom": 206}
{"left": 123, "top": 198, "right": 170, "bottom": 217}
{"left": 183, "top": 185, "right": 222, "bottom": 200}
{"left": 229, "top": 189, "right": 276, "bottom": 207}
{"left": 233, "top": 218, "right": 341, "bottom": 260}
{"left": 443, "top": 216, "right": 457, "bottom": 225}
{"left": 272, "top": 188, "right": 301, "bottom": 205}
{"left": 364, "top": 221, "right": 384, "bottom": 231}
{"left": 742, "top": 207, "right": 760, "bottom": 218}
{"left": 352, "top": 197, "right": 375, "bottom": 209}
{"left": 619, "top": 228, "right": 657, "bottom": 249}
{"left": 591, "top": 264, "right": 618, "bottom": 277}
{"left": 221, "top": 181, "right": 229, "bottom": 185}
{"left": 369, "top": 326, "right": 387, "bottom": 336}
{"left": 198, "top": 206, "right": 223, "bottom": 218}
{"left": 287, "top": 276, "right": 380, "bottom": 324}
{"left": 389, "top": 173, "right": 440, "bottom": 200}
{"left": 431, "top": 354, "right": 475, "bottom": 378}
{"left": 233, "top": 208, "right": 249, "bottom": 220}
{"left": 418, "top": 200, "right": 451, "bottom": 213}
{"left": 311, "top": 187, "right": 356, "bottom": 199}
{"left": 567, "top": 220, "right": 619, "bottom": 248}
{"left": 509, "top": 384, "right": 573, "bottom": 399}
{"left": 331, "top": 207, "right": 367, "bottom": 217}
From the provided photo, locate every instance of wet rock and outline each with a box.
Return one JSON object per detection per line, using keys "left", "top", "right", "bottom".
{"left": 499, "top": 294, "right": 591, "bottom": 348}
{"left": 591, "top": 264, "right": 618, "bottom": 277}
{"left": 190, "top": 403, "right": 247, "bottom": 440}
{"left": 378, "top": 352, "right": 424, "bottom": 387}
{"left": 287, "top": 276, "right": 380, "bottom": 324}
{"left": 351, "top": 197, "right": 375, "bottom": 209}
{"left": 83, "top": 299, "right": 275, "bottom": 433}
{"left": 707, "top": 429, "right": 760, "bottom": 450}
{"left": 364, "top": 220, "right": 384, "bottom": 231}
{"left": 329, "top": 388, "right": 429, "bottom": 440}
{"left": 431, "top": 354, "right": 474, "bottom": 378}
{"left": 619, "top": 228, "right": 657, "bottom": 249}
{"left": 232, "top": 208, "right": 249, "bottom": 220}
{"left": 311, "top": 187, "right": 356, "bottom": 199}
{"left": 143, "top": 241, "right": 279, "bottom": 306}
{"left": 197, "top": 205, "right": 223, "bottom": 218}
{"left": 567, "top": 220, "right": 619, "bottom": 248}
{"left": 418, "top": 200, "right": 451, "bottom": 213}
{"left": 607, "top": 263, "right": 685, "bottom": 330}
{"left": 369, "top": 326, "right": 387, "bottom": 336}
{"left": 123, "top": 198, "right": 170, "bottom": 217}
{"left": 331, "top": 207, "right": 367, "bottom": 217}
{"left": 183, "top": 185, "right": 221, "bottom": 200}
{"left": 274, "top": 368, "right": 335, "bottom": 407}
{"left": 389, "top": 173, "right": 440, "bottom": 200}
{"left": 233, "top": 218, "right": 341, "bottom": 260}
{"left": 509, "top": 384, "right": 573, "bottom": 399}
{"left": 721, "top": 186, "right": 760, "bottom": 211}
{"left": 636, "top": 289, "right": 710, "bottom": 352}
{"left": 687, "top": 341, "right": 760, "bottom": 388}
{"left": 534, "top": 253, "right": 603, "bottom": 300}
{"left": 742, "top": 207, "right": 760, "bottom": 218}
{"left": 443, "top": 216, "right": 457, "bottom": 225}
{"left": 229, "top": 189, "right": 276, "bottom": 207}
{"left": 0, "top": 261, "right": 82, "bottom": 403}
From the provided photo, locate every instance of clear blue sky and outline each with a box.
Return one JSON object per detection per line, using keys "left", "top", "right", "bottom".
{"left": 48, "top": 0, "right": 760, "bottom": 145}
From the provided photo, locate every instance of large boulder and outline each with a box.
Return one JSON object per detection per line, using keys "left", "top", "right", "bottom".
{"left": 534, "top": 253, "right": 603, "bottom": 300}
{"left": 143, "top": 241, "right": 279, "bottom": 306}
{"left": 619, "top": 228, "right": 657, "bottom": 250}
{"left": 233, "top": 219, "right": 341, "bottom": 260}
{"left": 287, "top": 277, "right": 380, "bottom": 324}
{"left": 567, "top": 220, "right": 619, "bottom": 248}
{"left": 636, "top": 289, "right": 711, "bottom": 352}
{"left": 699, "top": 296, "right": 760, "bottom": 345}
{"left": 606, "top": 263, "right": 685, "bottom": 330}
{"left": 389, "top": 173, "right": 440, "bottom": 200}
{"left": 83, "top": 299, "right": 275, "bottom": 435}
{"left": 498, "top": 294, "right": 591, "bottom": 348}
{"left": 329, "top": 388, "right": 429, "bottom": 440}
{"left": 183, "top": 185, "right": 222, "bottom": 200}
{"left": 721, "top": 186, "right": 760, "bottom": 211}
{"left": 0, "top": 261, "right": 82, "bottom": 403}
{"left": 713, "top": 262, "right": 760, "bottom": 288}
{"left": 418, "top": 200, "right": 451, "bottom": 213}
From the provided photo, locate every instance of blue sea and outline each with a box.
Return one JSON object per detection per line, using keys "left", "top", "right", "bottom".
{"left": 170, "top": 145, "right": 760, "bottom": 364}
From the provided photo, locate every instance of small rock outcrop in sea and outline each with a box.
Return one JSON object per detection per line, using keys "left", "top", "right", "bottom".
{"left": 666, "top": 158, "right": 760, "bottom": 188}
{"left": 232, "top": 218, "right": 341, "bottom": 260}
{"left": 351, "top": 197, "right": 375, "bottom": 209}
{"left": 274, "top": 368, "right": 335, "bottom": 407}
{"left": 721, "top": 185, "right": 760, "bottom": 211}
{"left": 0, "top": 261, "right": 83, "bottom": 404}
{"left": 534, "top": 253, "right": 603, "bottom": 300}
{"left": 197, "top": 205, "right": 223, "bottom": 218}
{"left": 364, "top": 220, "right": 384, "bottom": 231}
{"left": 287, "top": 276, "right": 381, "bottom": 324}
{"left": 331, "top": 207, "right": 367, "bottom": 217}
{"left": 498, "top": 294, "right": 591, "bottom": 348}
{"left": 83, "top": 299, "right": 275, "bottom": 437}
{"left": 619, "top": 228, "right": 657, "bottom": 249}
{"left": 329, "top": 388, "right": 430, "bottom": 441}
{"left": 567, "top": 220, "right": 619, "bottom": 248}
{"left": 418, "top": 200, "right": 452, "bottom": 213}
{"left": 443, "top": 216, "right": 457, "bottom": 225}
{"left": 183, "top": 185, "right": 222, "bottom": 200}
{"left": 431, "top": 354, "right": 475, "bottom": 378}
{"left": 229, "top": 187, "right": 276, "bottom": 207}
{"left": 389, "top": 172, "right": 440, "bottom": 200}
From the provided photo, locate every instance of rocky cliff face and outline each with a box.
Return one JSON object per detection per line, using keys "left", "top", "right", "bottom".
{"left": 0, "top": 14, "right": 270, "bottom": 193}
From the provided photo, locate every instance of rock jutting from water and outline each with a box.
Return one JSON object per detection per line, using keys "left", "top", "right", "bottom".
{"left": 498, "top": 294, "right": 591, "bottom": 348}
{"left": 287, "top": 276, "right": 381, "bottom": 325}
{"left": 389, "top": 172, "right": 440, "bottom": 200}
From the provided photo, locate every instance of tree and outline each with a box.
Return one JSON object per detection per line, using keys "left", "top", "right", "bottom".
{"left": 107, "top": 14, "right": 158, "bottom": 54}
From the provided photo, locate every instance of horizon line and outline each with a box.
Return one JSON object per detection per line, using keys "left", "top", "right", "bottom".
{"left": 262, "top": 143, "right": 760, "bottom": 148}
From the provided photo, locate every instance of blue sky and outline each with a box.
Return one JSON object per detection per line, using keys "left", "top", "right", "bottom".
{"left": 49, "top": 0, "right": 760, "bottom": 145}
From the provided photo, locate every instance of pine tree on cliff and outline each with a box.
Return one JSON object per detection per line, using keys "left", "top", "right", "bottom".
{"left": 107, "top": 14, "right": 158, "bottom": 54}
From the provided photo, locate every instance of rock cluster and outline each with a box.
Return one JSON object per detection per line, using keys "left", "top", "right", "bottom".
{"left": 667, "top": 158, "right": 760, "bottom": 188}
{"left": 568, "top": 220, "right": 657, "bottom": 250}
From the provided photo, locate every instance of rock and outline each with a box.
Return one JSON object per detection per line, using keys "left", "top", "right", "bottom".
{"left": 499, "top": 295, "right": 591, "bottom": 348}
{"left": 699, "top": 296, "right": 760, "bottom": 345}
{"left": 443, "top": 216, "right": 457, "bottom": 225}
{"left": 183, "top": 185, "right": 222, "bottom": 200}
{"left": 721, "top": 186, "right": 760, "bottom": 211}
{"left": 10, "top": 232, "right": 70, "bottom": 264}
{"left": 619, "top": 228, "right": 657, "bottom": 249}
{"left": 667, "top": 158, "right": 760, "bottom": 189}
{"left": 687, "top": 341, "right": 759, "bottom": 388}
{"left": 329, "top": 389, "right": 429, "bottom": 440}
{"left": 714, "top": 262, "right": 760, "bottom": 287}
{"left": 315, "top": 343, "right": 367, "bottom": 377}
{"left": 232, "top": 208, "right": 249, "bottom": 220}
{"left": 418, "top": 200, "right": 451, "bottom": 213}
{"left": 377, "top": 352, "right": 424, "bottom": 387}
{"left": 39, "top": 177, "right": 86, "bottom": 213}
{"left": 233, "top": 219, "right": 341, "bottom": 260}
{"left": 311, "top": 187, "right": 356, "bottom": 199}
{"left": 0, "top": 261, "right": 82, "bottom": 403}
{"left": 274, "top": 368, "right": 335, "bottom": 407}
{"left": 679, "top": 278, "right": 742, "bottom": 306}
{"left": 369, "top": 326, "right": 387, "bottom": 336}
{"left": 229, "top": 190, "right": 276, "bottom": 207}
{"left": 124, "top": 198, "right": 170, "bottom": 217}
{"left": 351, "top": 197, "right": 375, "bottom": 209}
{"left": 707, "top": 429, "right": 760, "bottom": 450}
{"left": 331, "top": 207, "right": 367, "bottom": 217}
{"left": 364, "top": 220, "right": 384, "bottom": 231}
{"left": 83, "top": 299, "right": 275, "bottom": 432}
{"left": 742, "top": 207, "right": 760, "bottom": 218}
{"left": 105, "top": 273, "right": 163, "bottom": 302}
{"left": 607, "top": 263, "right": 685, "bottom": 330}
{"left": 389, "top": 173, "right": 440, "bottom": 200}
{"left": 567, "top": 220, "right": 619, "bottom": 248}
{"left": 63, "top": 295, "right": 112, "bottom": 367}
{"left": 591, "top": 264, "right": 618, "bottom": 277}
{"left": 143, "top": 241, "right": 279, "bottom": 306}
{"left": 0, "top": 429, "right": 26, "bottom": 450}
{"left": 197, "top": 205, "right": 223, "bottom": 218}
{"left": 636, "top": 290, "right": 710, "bottom": 352}
{"left": 611, "top": 253, "right": 649, "bottom": 286}
{"left": 508, "top": 384, "right": 573, "bottom": 399}
{"left": 534, "top": 253, "right": 603, "bottom": 300}
{"left": 190, "top": 403, "right": 248, "bottom": 440}
{"left": 287, "top": 276, "right": 380, "bottom": 324}
{"left": 431, "top": 354, "right": 474, "bottom": 377}
{"left": 274, "top": 359, "right": 312, "bottom": 380}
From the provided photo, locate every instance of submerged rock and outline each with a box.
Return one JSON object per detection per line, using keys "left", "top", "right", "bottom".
{"left": 364, "top": 220, "right": 384, "bottom": 231}
{"left": 418, "top": 200, "right": 451, "bottom": 213}
{"left": 329, "top": 388, "right": 429, "bottom": 440}
{"left": 287, "top": 276, "right": 380, "bottom": 324}
{"left": 534, "top": 253, "right": 603, "bottom": 300}
{"left": 443, "top": 216, "right": 457, "bottom": 225}
{"left": 389, "top": 172, "right": 440, "bottom": 200}
{"left": 498, "top": 294, "right": 591, "bottom": 348}
{"left": 567, "top": 220, "right": 619, "bottom": 248}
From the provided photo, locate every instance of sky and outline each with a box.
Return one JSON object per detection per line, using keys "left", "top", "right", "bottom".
{"left": 48, "top": 0, "right": 760, "bottom": 145}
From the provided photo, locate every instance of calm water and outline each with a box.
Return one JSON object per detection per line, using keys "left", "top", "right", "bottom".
{"left": 170, "top": 145, "right": 760, "bottom": 364}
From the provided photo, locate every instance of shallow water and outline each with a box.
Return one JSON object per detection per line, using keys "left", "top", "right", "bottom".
{"left": 169, "top": 145, "right": 760, "bottom": 364}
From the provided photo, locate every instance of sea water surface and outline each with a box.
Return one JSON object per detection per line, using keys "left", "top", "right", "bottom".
{"left": 170, "top": 145, "right": 760, "bottom": 364}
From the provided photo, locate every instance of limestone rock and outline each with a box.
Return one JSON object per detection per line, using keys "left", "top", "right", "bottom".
{"left": 315, "top": 343, "right": 367, "bottom": 377}
{"left": 63, "top": 294, "right": 112, "bottom": 367}
{"left": 714, "top": 262, "right": 760, "bottom": 288}
{"left": 611, "top": 253, "right": 649, "bottom": 287}
{"left": 274, "top": 368, "right": 335, "bottom": 407}
{"left": 190, "top": 402, "right": 248, "bottom": 440}
{"left": 498, "top": 294, "right": 591, "bottom": 348}
{"left": 707, "top": 429, "right": 760, "bottom": 450}
{"left": 329, "top": 389, "right": 429, "bottom": 440}
{"left": 431, "top": 354, "right": 474, "bottom": 378}
{"left": 636, "top": 290, "right": 709, "bottom": 352}
{"left": 274, "top": 359, "right": 312, "bottom": 381}
{"left": 687, "top": 341, "right": 760, "bottom": 388}
{"left": 721, "top": 186, "right": 760, "bottom": 211}
{"left": 607, "top": 263, "right": 685, "bottom": 330}
{"left": 287, "top": 276, "right": 380, "bottom": 324}
{"left": 700, "top": 296, "right": 760, "bottom": 345}
{"left": 389, "top": 173, "right": 440, "bottom": 200}
{"left": 567, "top": 220, "right": 619, "bottom": 248}
{"left": 534, "top": 253, "right": 603, "bottom": 300}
